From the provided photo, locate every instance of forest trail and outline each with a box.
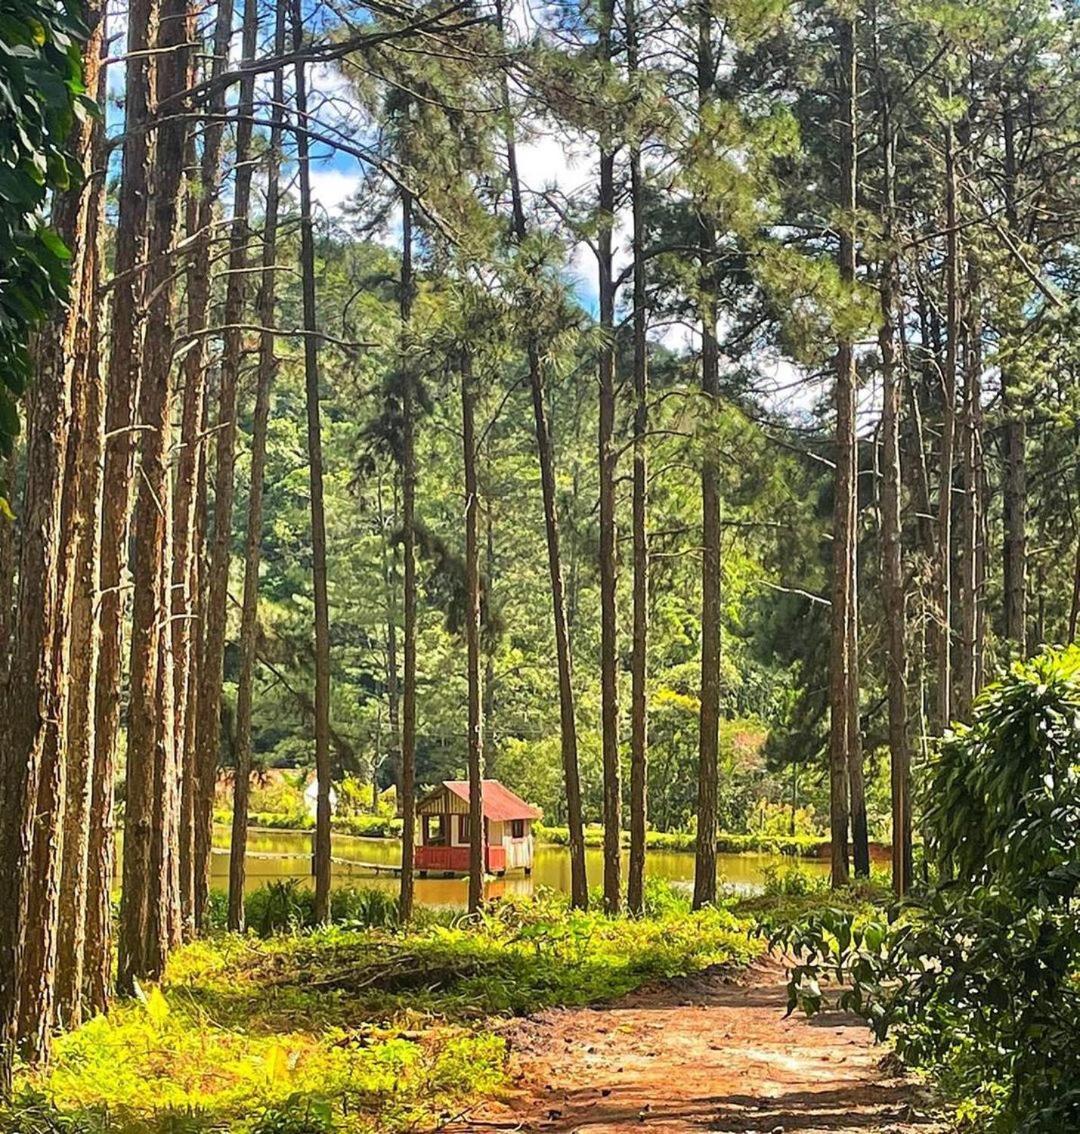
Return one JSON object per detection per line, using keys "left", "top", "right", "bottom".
{"left": 452, "top": 958, "right": 944, "bottom": 1134}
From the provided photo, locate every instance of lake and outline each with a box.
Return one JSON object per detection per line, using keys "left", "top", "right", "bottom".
{"left": 210, "top": 827, "right": 831, "bottom": 905}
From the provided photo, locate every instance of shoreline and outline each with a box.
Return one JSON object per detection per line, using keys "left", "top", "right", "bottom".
{"left": 221, "top": 819, "right": 891, "bottom": 862}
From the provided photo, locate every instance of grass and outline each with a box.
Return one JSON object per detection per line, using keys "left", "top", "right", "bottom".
{"left": 3, "top": 882, "right": 762, "bottom": 1134}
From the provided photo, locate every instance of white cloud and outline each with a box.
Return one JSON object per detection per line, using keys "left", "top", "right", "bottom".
{"left": 308, "top": 167, "right": 363, "bottom": 215}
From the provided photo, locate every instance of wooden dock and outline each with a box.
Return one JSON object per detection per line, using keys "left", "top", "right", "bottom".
{"left": 210, "top": 847, "right": 402, "bottom": 875}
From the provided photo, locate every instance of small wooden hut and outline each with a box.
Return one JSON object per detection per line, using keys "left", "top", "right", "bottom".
{"left": 415, "top": 780, "right": 541, "bottom": 877}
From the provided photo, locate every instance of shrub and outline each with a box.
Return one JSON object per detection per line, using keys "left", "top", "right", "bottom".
{"left": 533, "top": 824, "right": 828, "bottom": 858}
{"left": 215, "top": 883, "right": 405, "bottom": 937}
{"left": 771, "top": 647, "right": 1080, "bottom": 1133}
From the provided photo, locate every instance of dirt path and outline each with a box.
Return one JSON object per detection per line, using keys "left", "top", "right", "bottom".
{"left": 451, "top": 959, "right": 944, "bottom": 1133}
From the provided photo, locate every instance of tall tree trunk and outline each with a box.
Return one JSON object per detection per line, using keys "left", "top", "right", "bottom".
{"left": 0, "top": 347, "right": 72, "bottom": 1077}
{"left": 828, "top": 13, "right": 857, "bottom": 889}
{"left": 3, "top": 0, "right": 111, "bottom": 1072}
{"left": 170, "top": 1, "right": 201, "bottom": 944}
{"left": 191, "top": 0, "right": 240, "bottom": 931}
{"left": 397, "top": 187, "right": 418, "bottom": 923}
{"left": 118, "top": 0, "right": 188, "bottom": 993}
{"left": 847, "top": 517, "right": 869, "bottom": 878}
{"left": 1001, "top": 96, "right": 1027, "bottom": 652}
{"left": 175, "top": 160, "right": 205, "bottom": 940}
{"left": 1068, "top": 530, "right": 1080, "bottom": 642}
{"left": 483, "top": 482, "right": 497, "bottom": 779}
{"left": 693, "top": 2, "right": 720, "bottom": 911}
{"left": 462, "top": 351, "right": 485, "bottom": 914}
{"left": 626, "top": 0, "right": 648, "bottom": 918}
{"left": 85, "top": 0, "right": 156, "bottom": 1018}
{"left": 3, "top": 0, "right": 112, "bottom": 1055}
{"left": 597, "top": 0, "right": 620, "bottom": 916}
{"left": 495, "top": 0, "right": 587, "bottom": 910}
{"left": 0, "top": 455, "right": 13, "bottom": 674}
{"left": 55, "top": 6, "right": 108, "bottom": 1024}
{"left": 378, "top": 474, "right": 400, "bottom": 804}
{"left": 956, "top": 257, "right": 982, "bottom": 721}
{"left": 934, "top": 105, "right": 959, "bottom": 733}
{"left": 228, "top": 0, "right": 285, "bottom": 934}
{"left": 293, "top": 1, "right": 334, "bottom": 924}
{"left": 876, "top": 88, "right": 911, "bottom": 898}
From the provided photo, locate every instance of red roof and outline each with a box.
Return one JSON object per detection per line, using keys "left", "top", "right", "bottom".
{"left": 435, "top": 780, "right": 542, "bottom": 822}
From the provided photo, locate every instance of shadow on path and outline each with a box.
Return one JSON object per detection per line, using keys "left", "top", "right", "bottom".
{"left": 449, "top": 959, "right": 944, "bottom": 1133}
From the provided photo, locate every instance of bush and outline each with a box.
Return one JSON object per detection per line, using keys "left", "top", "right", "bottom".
{"left": 207, "top": 882, "right": 405, "bottom": 937}
{"left": 533, "top": 823, "right": 828, "bottom": 858}
{"left": 771, "top": 647, "right": 1080, "bottom": 1133}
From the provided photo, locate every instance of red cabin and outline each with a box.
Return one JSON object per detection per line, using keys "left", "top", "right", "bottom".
{"left": 415, "top": 780, "right": 542, "bottom": 877}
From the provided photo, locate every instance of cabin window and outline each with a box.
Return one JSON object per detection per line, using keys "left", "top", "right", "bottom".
{"left": 424, "top": 814, "right": 448, "bottom": 845}
{"left": 510, "top": 819, "right": 526, "bottom": 839}
{"left": 457, "top": 814, "right": 471, "bottom": 843}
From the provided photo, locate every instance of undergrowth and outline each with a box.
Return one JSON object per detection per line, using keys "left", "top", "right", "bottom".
{"left": 2, "top": 882, "right": 761, "bottom": 1133}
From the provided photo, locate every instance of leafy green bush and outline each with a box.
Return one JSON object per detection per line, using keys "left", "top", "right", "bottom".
{"left": 250, "top": 1097, "right": 335, "bottom": 1134}
{"left": 0, "top": 0, "right": 86, "bottom": 462}
{"left": 770, "top": 647, "right": 1080, "bottom": 1132}
{"left": 533, "top": 823, "right": 828, "bottom": 857}
{"left": 206, "top": 883, "right": 405, "bottom": 937}
{"left": 332, "top": 814, "right": 403, "bottom": 839}
{"left": 761, "top": 863, "right": 829, "bottom": 898}
{"left": 238, "top": 812, "right": 404, "bottom": 838}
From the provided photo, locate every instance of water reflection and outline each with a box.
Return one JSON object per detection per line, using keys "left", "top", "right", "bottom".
{"left": 208, "top": 827, "right": 831, "bottom": 905}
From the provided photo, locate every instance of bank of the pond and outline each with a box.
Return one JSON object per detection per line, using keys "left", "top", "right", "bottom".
{"left": 3, "top": 889, "right": 764, "bottom": 1134}
{"left": 229, "top": 810, "right": 838, "bottom": 858}
{"left": 206, "top": 824, "right": 847, "bottom": 905}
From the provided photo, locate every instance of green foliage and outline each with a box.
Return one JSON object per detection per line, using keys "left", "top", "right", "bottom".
{"left": 0, "top": 0, "right": 86, "bottom": 457}
{"left": 534, "top": 822, "right": 828, "bottom": 858}
{"left": 203, "top": 882, "right": 404, "bottom": 937}
{"left": 925, "top": 647, "right": 1080, "bottom": 888}
{"left": 767, "top": 647, "right": 1080, "bottom": 1132}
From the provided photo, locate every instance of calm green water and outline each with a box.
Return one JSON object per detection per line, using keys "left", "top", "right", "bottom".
{"left": 209, "top": 827, "right": 830, "bottom": 905}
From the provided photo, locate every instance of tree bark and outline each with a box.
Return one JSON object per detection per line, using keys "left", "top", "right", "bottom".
{"left": 956, "top": 256, "right": 982, "bottom": 721}
{"left": 933, "top": 105, "right": 959, "bottom": 734}
{"left": 378, "top": 474, "right": 401, "bottom": 804}
{"left": 175, "top": 159, "right": 205, "bottom": 939}
{"left": 626, "top": 0, "right": 648, "bottom": 918}
{"left": 1001, "top": 96, "right": 1026, "bottom": 652}
{"left": 191, "top": 0, "right": 240, "bottom": 932}
{"left": 397, "top": 187, "right": 418, "bottom": 923}
{"left": 85, "top": 0, "right": 156, "bottom": 1018}
{"left": 1, "top": 343, "right": 73, "bottom": 1075}
{"left": 495, "top": 0, "right": 587, "bottom": 910}
{"left": 228, "top": 0, "right": 285, "bottom": 934}
{"left": 483, "top": 481, "right": 497, "bottom": 779}
{"left": 597, "top": 0, "right": 621, "bottom": 916}
{"left": 847, "top": 521, "right": 869, "bottom": 879}
{"left": 462, "top": 351, "right": 486, "bottom": 914}
{"left": 55, "top": 4, "right": 108, "bottom": 1024}
{"left": 293, "top": 0, "right": 334, "bottom": 924}
{"left": 3, "top": 0, "right": 110, "bottom": 1070}
{"left": 876, "top": 91, "right": 911, "bottom": 897}
{"left": 118, "top": 0, "right": 189, "bottom": 993}
{"left": 828, "top": 14, "right": 857, "bottom": 889}
{"left": 693, "top": 1, "right": 720, "bottom": 911}
{"left": 0, "top": 455, "right": 13, "bottom": 675}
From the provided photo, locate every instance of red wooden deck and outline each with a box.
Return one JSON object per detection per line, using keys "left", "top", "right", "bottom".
{"left": 415, "top": 844, "right": 506, "bottom": 874}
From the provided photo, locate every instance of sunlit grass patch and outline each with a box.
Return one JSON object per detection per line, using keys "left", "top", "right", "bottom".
{"left": 4, "top": 886, "right": 761, "bottom": 1133}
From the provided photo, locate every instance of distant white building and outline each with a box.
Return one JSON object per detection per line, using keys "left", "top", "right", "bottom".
{"left": 303, "top": 776, "right": 338, "bottom": 820}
